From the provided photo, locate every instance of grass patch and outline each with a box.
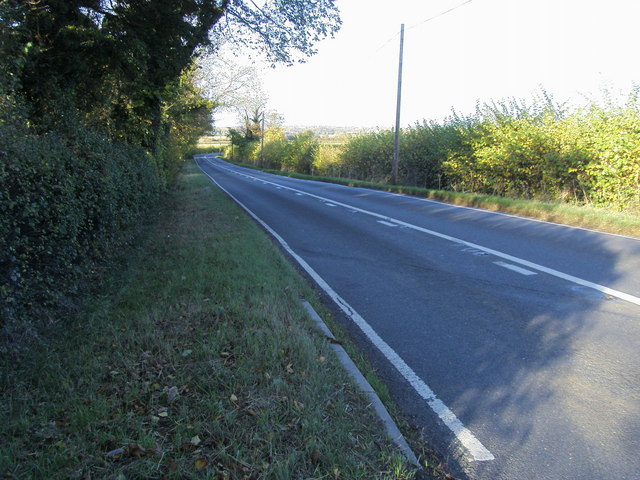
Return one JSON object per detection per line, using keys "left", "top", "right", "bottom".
{"left": 0, "top": 161, "right": 422, "bottom": 479}
{"left": 225, "top": 159, "right": 640, "bottom": 238}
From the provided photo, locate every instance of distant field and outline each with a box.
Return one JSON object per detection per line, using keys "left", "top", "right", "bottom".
{"left": 197, "top": 135, "right": 230, "bottom": 146}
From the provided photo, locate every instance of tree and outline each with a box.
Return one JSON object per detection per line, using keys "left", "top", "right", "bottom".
{"left": 194, "top": 53, "right": 263, "bottom": 110}
{"left": 1, "top": 0, "right": 342, "bottom": 340}
{"left": 213, "top": 0, "right": 342, "bottom": 65}
{"left": 7, "top": 0, "right": 341, "bottom": 147}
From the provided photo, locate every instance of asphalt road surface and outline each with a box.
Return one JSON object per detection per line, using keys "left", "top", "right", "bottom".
{"left": 196, "top": 155, "right": 640, "bottom": 480}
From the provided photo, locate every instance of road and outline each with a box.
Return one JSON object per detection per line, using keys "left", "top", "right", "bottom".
{"left": 196, "top": 155, "right": 640, "bottom": 480}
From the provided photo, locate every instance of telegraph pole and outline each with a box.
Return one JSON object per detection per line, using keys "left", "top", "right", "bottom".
{"left": 259, "top": 109, "right": 265, "bottom": 167}
{"left": 392, "top": 24, "right": 404, "bottom": 185}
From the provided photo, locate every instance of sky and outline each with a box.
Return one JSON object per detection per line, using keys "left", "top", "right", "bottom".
{"left": 213, "top": 0, "right": 640, "bottom": 128}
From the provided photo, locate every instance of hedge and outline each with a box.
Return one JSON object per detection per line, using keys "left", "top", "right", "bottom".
{"left": 0, "top": 102, "right": 163, "bottom": 344}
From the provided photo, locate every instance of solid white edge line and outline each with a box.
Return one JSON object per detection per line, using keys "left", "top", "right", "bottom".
{"left": 301, "top": 300, "right": 421, "bottom": 467}
{"left": 195, "top": 157, "right": 495, "bottom": 462}
{"left": 205, "top": 156, "right": 640, "bottom": 308}
{"left": 494, "top": 261, "right": 538, "bottom": 276}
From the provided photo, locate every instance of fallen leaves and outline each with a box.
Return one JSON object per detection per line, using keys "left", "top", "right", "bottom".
{"left": 245, "top": 407, "right": 258, "bottom": 417}
{"left": 128, "top": 443, "right": 154, "bottom": 458}
{"left": 105, "top": 443, "right": 155, "bottom": 461}
{"left": 310, "top": 448, "right": 321, "bottom": 464}
{"left": 159, "top": 385, "right": 180, "bottom": 405}
{"left": 194, "top": 457, "right": 208, "bottom": 470}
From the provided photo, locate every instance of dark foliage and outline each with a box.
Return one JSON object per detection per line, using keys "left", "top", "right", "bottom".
{"left": 0, "top": 0, "right": 341, "bottom": 344}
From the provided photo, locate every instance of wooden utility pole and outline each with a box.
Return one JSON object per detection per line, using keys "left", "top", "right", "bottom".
{"left": 392, "top": 24, "right": 404, "bottom": 185}
{"left": 259, "top": 110, "right": 265, "bottom": 166}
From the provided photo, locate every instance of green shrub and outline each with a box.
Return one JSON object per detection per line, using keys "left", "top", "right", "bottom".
{"left": 282, "top": 131, "right": 318, "bottom": 175}
{"left": 313, "top": 143, "right": 343, "bottom": 177}
{"left": 338, "top": 91, "right": 640, "bottom": 210}
{"left": 260, "top": 138, "right": 288, "bottom": 170}
{"left": 573, "top": 103, "right": 640, "bottom": 209}
{"left": 0, "top": 101, "right": 163, "bottom": 344}
{"left": 340, "top": 131, "right": 394, "bottom": 182}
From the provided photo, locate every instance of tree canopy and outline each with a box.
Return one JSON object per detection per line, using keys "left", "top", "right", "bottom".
{"left": 2, "top": 0, "right": 341, "bottom": 146}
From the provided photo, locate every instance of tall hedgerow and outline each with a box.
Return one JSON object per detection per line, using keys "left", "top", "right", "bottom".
{"left": 313, "top": 143, "right": 343, "bottom": 177}
{"left": 257, "top": 124, "right": 289, "bottom": 170}
{"left": 0, "top": 93, "right": 163, "bottom": 344}
{"left": 336, "top": 91, "right": 640, "bottom": 210}
{"left": 340, "top": 131, "right": 394, "bottom": 182}
{"left": 571, "top": 98, "right": 640, "bottom": 208}
{"left": 1, "top": 0, "right": 344, "bottom": 347}
{"left": 282, "top": 131, "right": 318, "bottom": 174}
{"left": 228, "top": 128, "right": 322, "bottom": 176}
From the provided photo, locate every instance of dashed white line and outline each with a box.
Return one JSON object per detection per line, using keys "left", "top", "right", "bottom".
{"left": 494, "top": 261, "right": 537, "bottom": 276}
{"left": 203, "top": 157, "right": 640, "bottom": 307}
{"left": 377, "top": 220, "right": 398, "bottom": 227}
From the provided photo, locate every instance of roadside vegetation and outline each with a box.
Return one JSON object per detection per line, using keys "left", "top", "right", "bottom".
{"left": 0, "top": 0, "right": 340, "bottom": 346}
{"left": 0, "top": 161, "right": 425, "bottom": 479}
{"left": 225, "top": 90, "right": 640, "bottom": 238}
{"left": 2, "top": 4, "right": 441, "bottom": 479}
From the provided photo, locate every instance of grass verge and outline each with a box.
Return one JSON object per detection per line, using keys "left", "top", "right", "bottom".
{"left": 0, "top": 161, "right": 421, "bottom": 480}
{"left": 226, "top": 160, "right": 640, "bottom": 238}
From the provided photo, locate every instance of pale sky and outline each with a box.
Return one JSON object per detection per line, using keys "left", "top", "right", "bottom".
{"left": 214, "top": 0, "right": 640, "bottom": 128}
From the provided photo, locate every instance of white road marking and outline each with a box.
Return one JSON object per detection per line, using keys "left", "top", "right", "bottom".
{"left": 325, "top": 203, "right": 337, "bottom": 207}
{"left": 380, "top": 182, "right": 640, "bottom": 241}
{"left": 494, "top": 261, "right": 537, "bottom": 276}
{"left": 462, "top": 247, "right": 488, "bottom": 256}
{"left": 196, "top": 158, "right": 495, "bottom": 462}
{"left": 205, "top": 158, "right": 640, "bottom": 307}
{"left": 377, "top": 220, "right": 398, "bottom": 227}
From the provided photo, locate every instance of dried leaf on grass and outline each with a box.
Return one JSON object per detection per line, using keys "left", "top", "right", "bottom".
{"left": 105, "top": 443, "right": 155, "bottom": 460}
{"left": 128, "top": 443, "right": 154, "bottom": 457}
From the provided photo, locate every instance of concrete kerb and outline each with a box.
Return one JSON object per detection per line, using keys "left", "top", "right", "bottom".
{"left": 301, "top": 300, "right": 421, "bottom": 468}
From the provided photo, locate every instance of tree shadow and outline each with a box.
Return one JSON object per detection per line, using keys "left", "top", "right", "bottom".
{"left": 361, "top": 227, "right": 640, "bottom": 480}
{"left": 305, "top": 205, "right": 640, "bottom": 480}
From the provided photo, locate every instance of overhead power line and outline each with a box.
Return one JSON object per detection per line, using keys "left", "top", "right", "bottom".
{"left": 373, "top": 31, "right": 401, "bottom": 54}
{"left": 388, "top": 0, "right": 474, "bottom": 181}
{"left": 407, "top": 0, "right": 474, "bottom": 31}
{"left": 372, "top": 0, "right": 475, "bottom": 53}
